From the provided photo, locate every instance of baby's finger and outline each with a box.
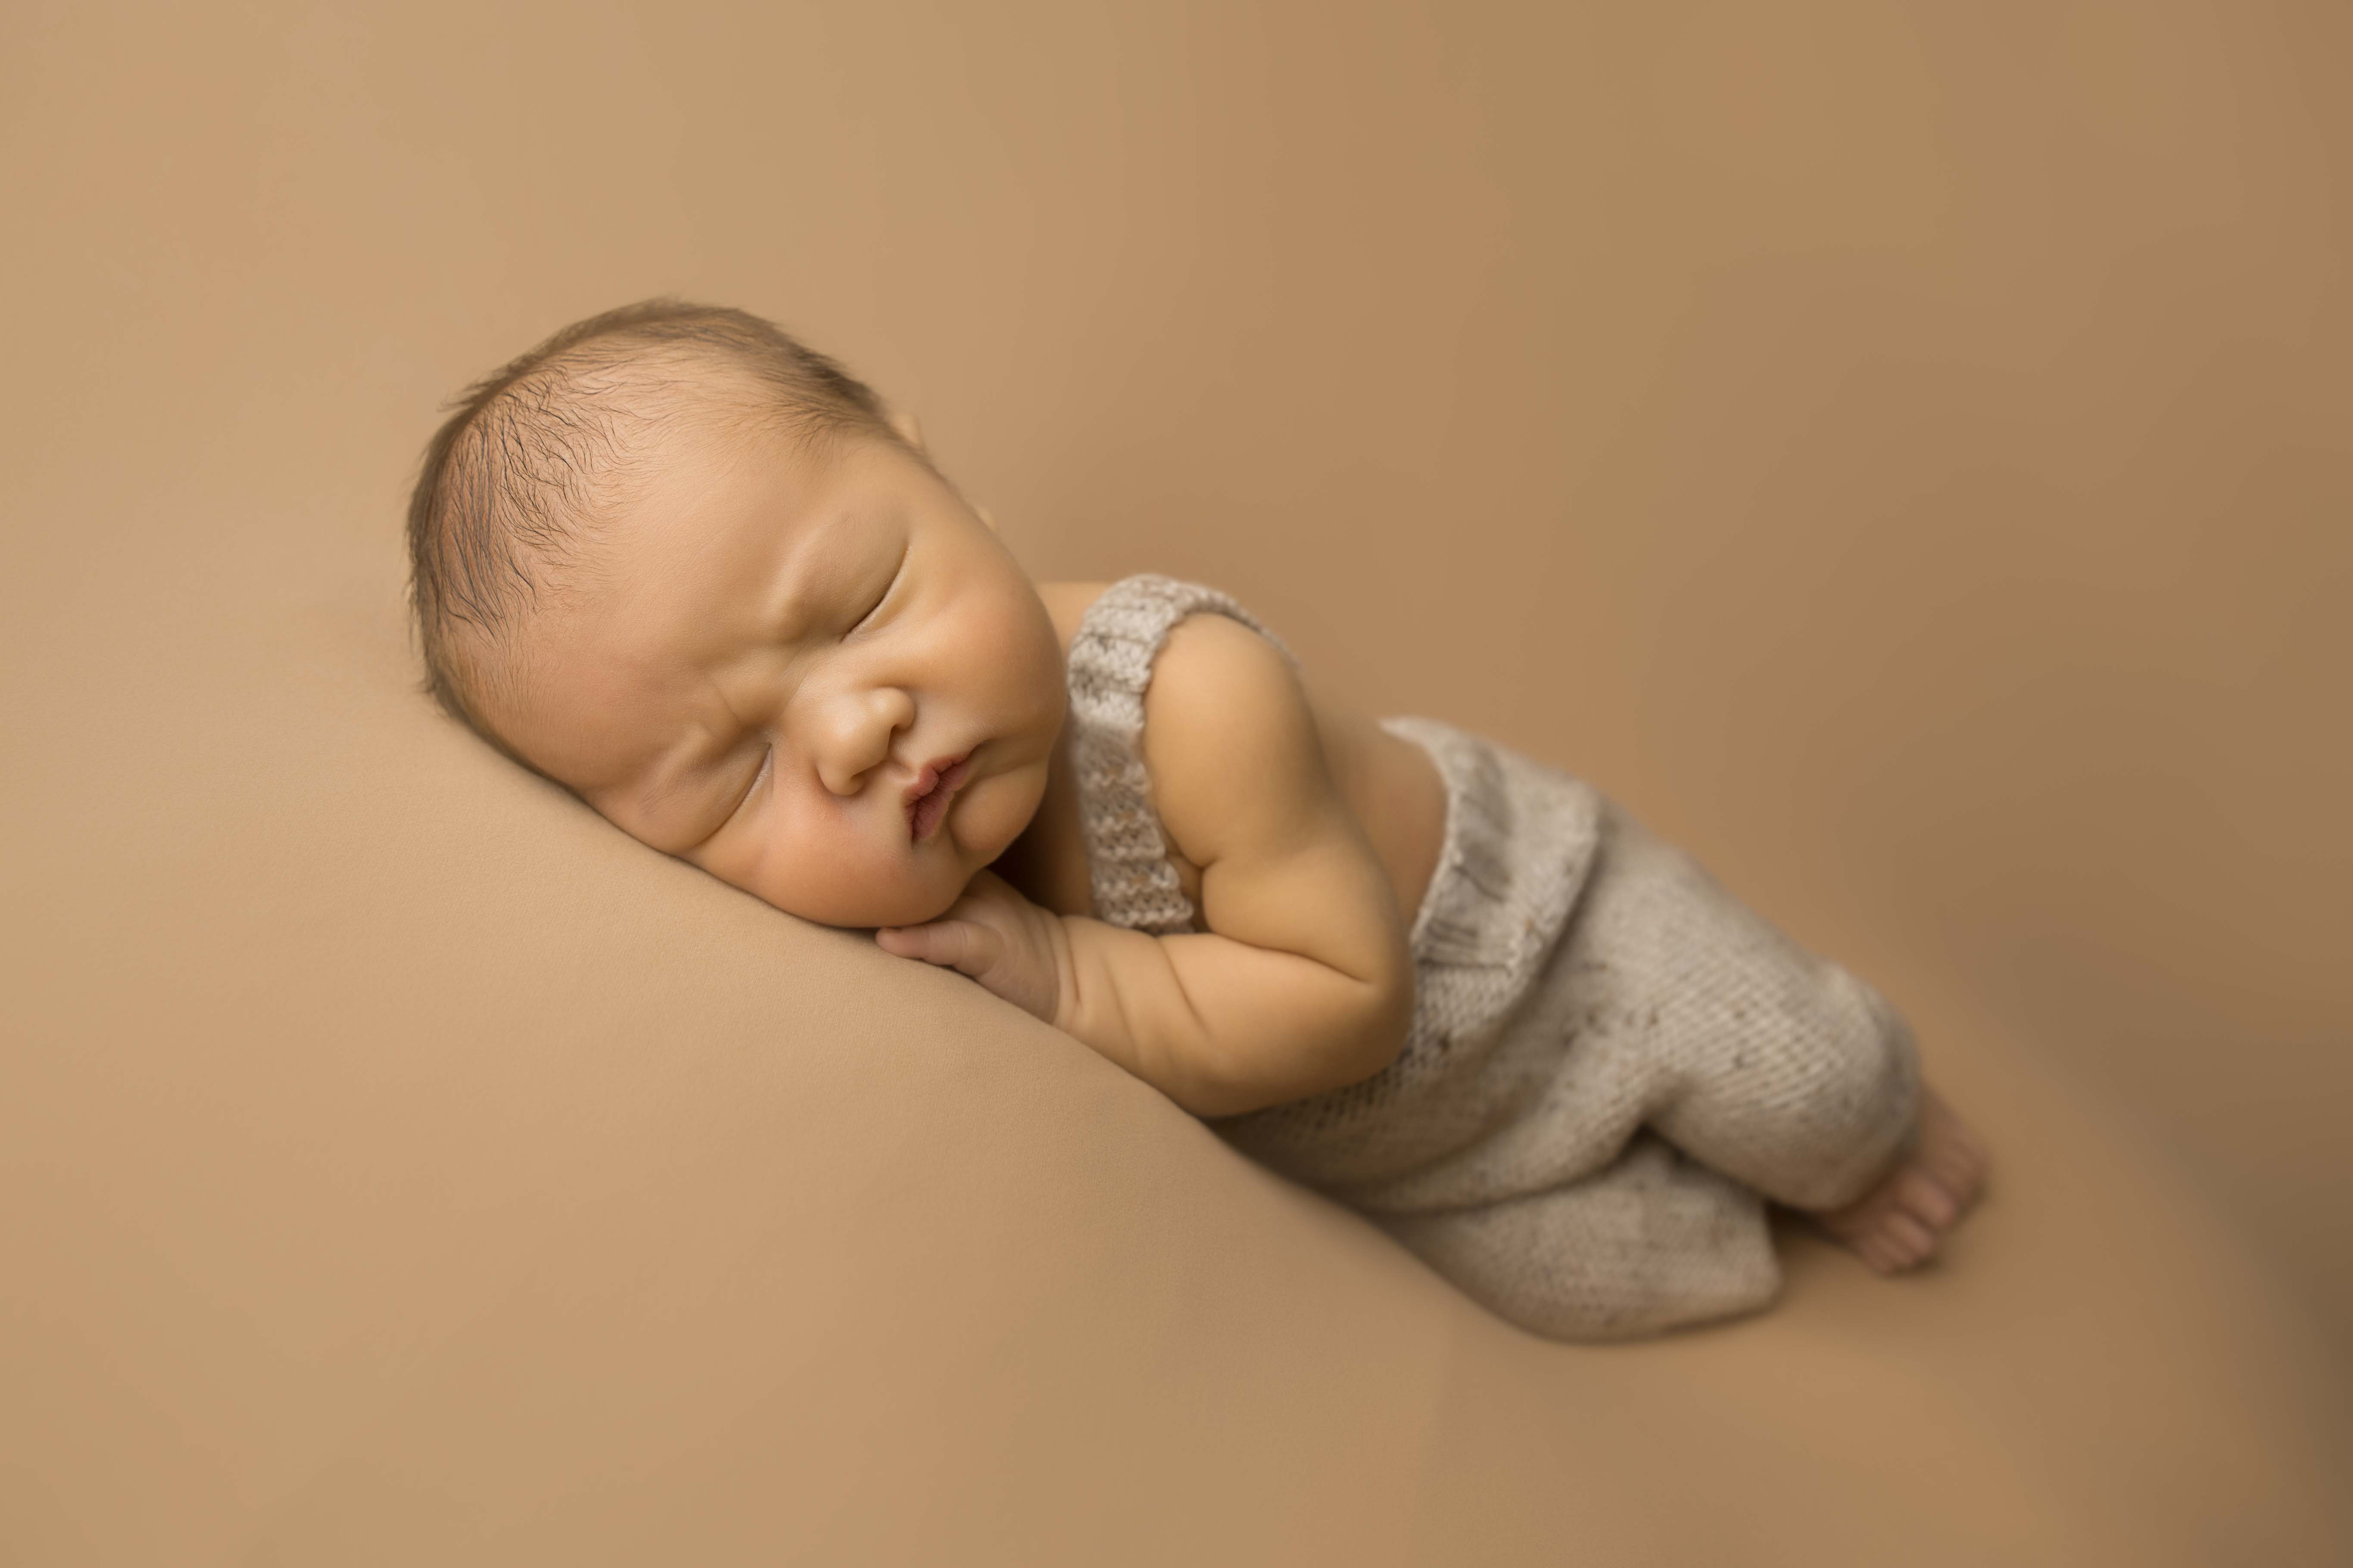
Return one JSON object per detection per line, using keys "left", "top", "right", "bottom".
{"left": 877, "top": 920, "right": 1000, "bottom": 980}
{"left": 875, "top": 924, "right": 946, "bottom": 963}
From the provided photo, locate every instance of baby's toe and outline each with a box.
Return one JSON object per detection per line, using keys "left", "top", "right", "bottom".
{"left": 1927, "top": 1145, "right": 1986, "bottom": 1210}
{"left": 1882, "top": 1211, "right": 1939, "bottom": 1268}
{"left": 1898, "top": 1169, "right": 1959, "bottom": 1230}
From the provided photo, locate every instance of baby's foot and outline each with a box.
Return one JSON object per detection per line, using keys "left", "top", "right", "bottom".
{"left": 1814, "top": 1085, "right": 1988, "bottom": 1274}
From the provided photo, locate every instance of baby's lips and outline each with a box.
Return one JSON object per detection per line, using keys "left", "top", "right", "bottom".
{"left": 904, "top": 752, "right": 975, "bottom": 842}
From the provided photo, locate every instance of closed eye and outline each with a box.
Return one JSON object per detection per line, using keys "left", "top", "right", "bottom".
{"left": 720, "top": 745, "right": 773, "bottom": 834}
{"left": 677, "top": 743, "right": 771, "bottom": 858}
{"left": 850, "top": 542, "right": 908, "bottom": 634}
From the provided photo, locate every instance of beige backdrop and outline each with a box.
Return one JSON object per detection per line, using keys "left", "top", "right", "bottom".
{"left": 5, "top": 0, "right": 2350, "bottom": 1562}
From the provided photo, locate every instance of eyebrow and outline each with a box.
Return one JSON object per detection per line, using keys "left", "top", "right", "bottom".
{"left": 757, "top": 496, "right": 877, "bottom": 649}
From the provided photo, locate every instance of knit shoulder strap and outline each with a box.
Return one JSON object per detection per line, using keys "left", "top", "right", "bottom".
{"left": 1065, "top": 574, "right": 1292, "bottom": 934}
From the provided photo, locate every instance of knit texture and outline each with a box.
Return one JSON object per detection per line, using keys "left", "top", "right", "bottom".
{"left": 1065, "top": 574, "right": 1293, "bottom": 934}
{"left": 1066, "top": 575, "right": 1922, "bottom": 1341}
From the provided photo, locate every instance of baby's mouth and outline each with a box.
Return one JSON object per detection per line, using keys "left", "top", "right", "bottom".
{"left": 904, "top": 752, "right": 975, "bottom": 844}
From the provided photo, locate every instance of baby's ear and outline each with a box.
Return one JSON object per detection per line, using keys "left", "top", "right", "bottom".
{"left": 883, "top": 403, "right": 926, "bottom": 452}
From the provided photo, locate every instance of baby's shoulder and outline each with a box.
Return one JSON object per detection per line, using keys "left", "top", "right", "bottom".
{"left": 1140, "top": 608, "right": 1325, "bottom": 865}
{"left": 1149, "top": 608, "right": 1298, "bottom": 723}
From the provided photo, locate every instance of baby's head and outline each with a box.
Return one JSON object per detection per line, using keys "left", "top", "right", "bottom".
{"left": 407, "top": 299, "right": 1067, "bottom": 928}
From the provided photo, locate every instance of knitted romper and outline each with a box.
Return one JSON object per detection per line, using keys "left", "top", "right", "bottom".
{"left": 1067, "top": 575, "right": 1922, "bottom": 1341}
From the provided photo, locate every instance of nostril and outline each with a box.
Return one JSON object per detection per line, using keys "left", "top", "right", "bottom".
{"left": 811, "top": 689, "right": 908, "bottom": 796}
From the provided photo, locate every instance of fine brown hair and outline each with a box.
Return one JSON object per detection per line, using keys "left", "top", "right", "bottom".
{"left": 404, "top": 298, "right": 903, "bottom": 741}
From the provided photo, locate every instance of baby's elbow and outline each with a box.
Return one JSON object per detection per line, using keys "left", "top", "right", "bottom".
{"left": 1289, "top": 955, "right": 1412, "bottom": 1102}
{"left": 1332, "top": 964, "right": 1413, "bottom": 1089}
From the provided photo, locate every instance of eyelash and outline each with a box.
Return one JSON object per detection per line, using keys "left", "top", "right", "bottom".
{"left": 851, "top": 544, "right": 908, "bottom": 634}
{"left": 730, "top": 746, "right": 773, "bottom": 825}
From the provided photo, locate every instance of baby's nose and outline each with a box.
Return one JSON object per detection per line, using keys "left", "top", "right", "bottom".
{"left": 813, "top": 686, "right": 915, "bottom": 796}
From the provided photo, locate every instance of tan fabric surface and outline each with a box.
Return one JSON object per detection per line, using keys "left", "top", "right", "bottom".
{"left": 5, "top": 1, "right": 2350, "bottom": 1562}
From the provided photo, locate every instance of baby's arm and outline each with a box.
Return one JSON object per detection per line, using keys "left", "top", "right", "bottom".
{"left": 879, "top": 614, "right": 1415, "bottom": 1117}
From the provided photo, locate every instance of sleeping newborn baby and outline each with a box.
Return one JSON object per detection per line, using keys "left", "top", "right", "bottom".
{"left": 406, "top": 299, "right": 1987, "bottom": 1340}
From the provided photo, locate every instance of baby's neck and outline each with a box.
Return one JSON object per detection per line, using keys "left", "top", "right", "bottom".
{"left": 1032, "top": 580, "right": 1111, "bottom": 656}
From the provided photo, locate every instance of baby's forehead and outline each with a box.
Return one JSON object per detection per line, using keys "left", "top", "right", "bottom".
{"left": 574, "top": 428, "right": 880, "bottom": 640}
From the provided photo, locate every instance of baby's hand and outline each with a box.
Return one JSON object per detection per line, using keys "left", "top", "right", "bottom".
{"left": 875, "top": 870, "right": 1069, "bottom": 1027}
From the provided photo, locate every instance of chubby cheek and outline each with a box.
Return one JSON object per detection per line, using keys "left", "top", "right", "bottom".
{"left": 958, "top": 585, "right": 1066, "bottom": 734}
{"left": 737, "top": 800, "right": 965, "bottom": 929}
{"left": 954, "top": 765, "right": 1046, "bottom": 864}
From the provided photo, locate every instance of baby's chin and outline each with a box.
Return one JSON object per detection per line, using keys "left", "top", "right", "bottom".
{"left": 754, "top": 865, "right": 970, "bottom": 931}
{"left": 860, "top": 888, "right": 965, "bottom": 931}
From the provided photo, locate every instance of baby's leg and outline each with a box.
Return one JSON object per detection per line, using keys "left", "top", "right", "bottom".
{"left": 1381, "top": 1132, "right": 1780, "bottom": 1341}
{"left": 1575, "top": 806, "right": 1984, "bottom": 1268}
